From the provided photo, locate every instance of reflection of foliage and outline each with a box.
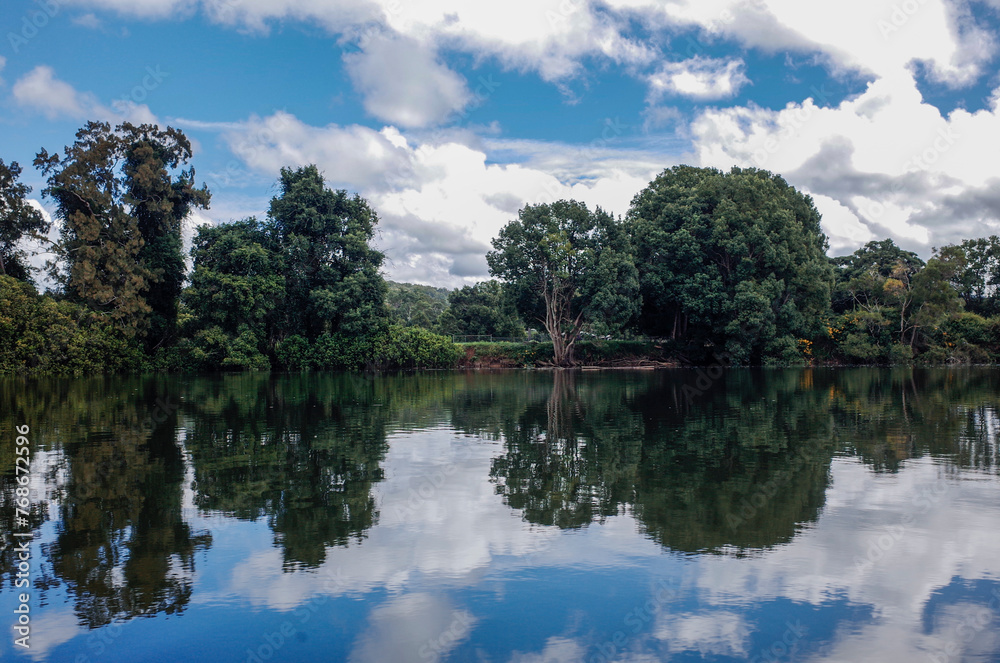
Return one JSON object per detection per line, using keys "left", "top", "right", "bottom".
{"left": 182, "top": 374, "right": 391, "bottom": 569}
{"left": 829, "top": 367, "right": 1000, "bottom": 474}
{"left": 2, "top": 366, "right": 999, "bottom": 621}
{"left": 483, "top": 369, "right": 838, "bottom": 553}
{"left": 487, "top": 371, "right": 642, "bottom": 528}
{"left": 30, "top": 376, "right": 211, "bottom": 627}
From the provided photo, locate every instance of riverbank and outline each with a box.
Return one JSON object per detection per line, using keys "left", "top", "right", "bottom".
{"left": 457, "top": 340, "right": 681, "bottom": 368}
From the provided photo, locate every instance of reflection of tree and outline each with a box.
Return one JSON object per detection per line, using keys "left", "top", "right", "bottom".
{"left": 485, "top": 369, "right": 838, "bottom": 553}
{"left": 487, "top": 371, "right": 645, "bottom": 528}
{"left": 182, "top": 374, "right": 390, "bottom": 569}
{"left": 631, "top": 370, "right": 837, "bottom": 552}
{"left": 46, "top": 377, "right": 210, "bottom": 627}
{"left": 829, "top": 368, "right": 1000, "bottom": 474}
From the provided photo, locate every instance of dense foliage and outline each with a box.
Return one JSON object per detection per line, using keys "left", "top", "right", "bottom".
{"left": 436, "top": 279, "right": 524, "bottom": 339}
{"left": 487, "top": 200, "right": 639, "bottom": 365}
{"left": 4, "top": 120, "right": 1000, "bottom": 373}
{"left": 627, "top": 166, "right": 833, "bottom": 364}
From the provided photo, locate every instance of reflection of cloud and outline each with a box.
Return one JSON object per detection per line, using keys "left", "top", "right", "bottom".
{"left": 509, "top": 636, "right": 586, "bottom": 663}
{"left": 350, "top": 593, "right": 474, "bottom": 663}
{"left": 654, "top": 611, "right": 750, "bottom": 657}
{"left": 24, "top": 609, "right": 81, "bottom": 662}
{"left": 691, "top": 457, "right": 1000, "bottom": 662}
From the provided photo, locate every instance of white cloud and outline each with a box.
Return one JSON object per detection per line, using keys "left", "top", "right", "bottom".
{"left": 13, "top": 65, "right": 89, "bottom": 119}
{"left": 12, "top": 65, "right": 158, "bottom": 125}
{"left": 647, "top": 56, "right": 749, "bottom": 101}
{"left": 71, "top": 12, "right": 103, "bottom": 28}
{"left": 344, "top": 33, "right": 471, "bottom": 128}
{"left": 689, "top": 70, "right": 1000, "bottom": 254}
{"left": 214, "top": 112, "right": 673, "bottom": 285}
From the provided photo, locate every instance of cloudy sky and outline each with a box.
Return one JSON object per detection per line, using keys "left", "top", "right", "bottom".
{"left": 3, "top": 0, "right": 1000, "bottom": 286}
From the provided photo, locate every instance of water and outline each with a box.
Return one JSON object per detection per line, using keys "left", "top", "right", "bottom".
{"left": 1, "top": 368, "right": 999, "bottom": 662}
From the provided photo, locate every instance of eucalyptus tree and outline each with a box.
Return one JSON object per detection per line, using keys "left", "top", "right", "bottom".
{"left": 487, "top": 200, "right": 639, "bottom": 366}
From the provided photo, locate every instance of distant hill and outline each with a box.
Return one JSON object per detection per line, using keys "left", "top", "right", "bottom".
{"left": 385, "top": 281, "right": 452, "bottom": 329}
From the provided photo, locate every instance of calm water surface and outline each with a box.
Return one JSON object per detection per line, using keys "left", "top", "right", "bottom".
{"left": 1, "top": 368, "right": 999, "bottom": 662}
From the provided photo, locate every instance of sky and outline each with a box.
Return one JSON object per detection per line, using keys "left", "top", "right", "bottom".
{"left": 3, "top": 0, "right": 1000, "bottom": 287}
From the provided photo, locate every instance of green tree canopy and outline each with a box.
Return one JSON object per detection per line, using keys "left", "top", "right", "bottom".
{"left": 487, "top": 200, "right": 639, "bottom": 365}
{"left": 385, "top": 281, "right": 449, "bottom": 329}
{"left": 35, "top": 122, "right": 209, "bottom": 340}
{"left": 0, "top": 159, "right": 49, "bottom": 283}
{"left": 628, "top": 165, "right": 833, "bottom": 364}
{"left": 184, "top": 217, "right": 283, "bottom": 370}
{"left": 267, "top": 165, "right": 387, "bottom": 340}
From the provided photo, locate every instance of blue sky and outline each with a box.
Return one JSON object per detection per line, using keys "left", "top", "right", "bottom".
{"left": 3, "top": 0, "right": 1000, "bottom": 286}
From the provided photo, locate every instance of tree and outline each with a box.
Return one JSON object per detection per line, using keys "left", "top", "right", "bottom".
{"left": 628, "top": 166, "right": 833, "bottom": 364}
{"left": 944, "top": 236, "right": 1000, "bottom": 316}
{"left": 832, "top": 239, "right": 924, "bottom": 315}
{"left": 487, "top": 200, "right": 639, "bottom": 366}
{"left": 436, "top": 279, "right": 524, "bottom": 338}
{"left": 122, "top": 125, "right": 211, "bottom": 349}
{"left": 267, "top": 165, "right": 387, "bottom": 341}
{"left": 0, "top": 159, "right": 49, "bottom": 282}
{"left": 183, "top": 218, "right": 283, "bottom": 369}
{"left": 35, "top": 122, "right": 209, "bottom": 340}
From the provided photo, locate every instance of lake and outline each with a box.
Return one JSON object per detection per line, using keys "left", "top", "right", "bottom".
{"left": 1, "top": 368, "right": 999, "bottom": 662}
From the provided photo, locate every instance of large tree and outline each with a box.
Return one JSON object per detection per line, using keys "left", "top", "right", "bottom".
{"left": 183, "top": 217, "right": 283, "bottom": 369}
{"left": 35, "top": 122, "right": 209, "bottom": 340}
{"left": 0, "top": 159, "right": 49, "bottom": 282}
{"left": 943, "top": 236, "right": 1000, "bottom": 316}
{"left": 628, "top": 166, "right": 833, "bottom": 364}
{"left": 487, "top": 200, "right": 639, "bottom": 366}
{"left": 267, "top": 165, "right": 386, "bottom": 340}
{"left": 123, "top": 125, "right": 211, "bottom": 349}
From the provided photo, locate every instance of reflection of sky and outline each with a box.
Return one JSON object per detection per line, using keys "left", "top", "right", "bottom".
{"left": 4, "top": 428, "right": 1000, "bottom": 663}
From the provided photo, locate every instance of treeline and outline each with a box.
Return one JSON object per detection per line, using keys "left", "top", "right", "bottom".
{"left": 2, "top": 121, "right": 1000, "bottom": 373}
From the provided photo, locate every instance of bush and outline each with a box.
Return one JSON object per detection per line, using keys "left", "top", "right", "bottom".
{"left": 0, "top": 275, "right": 146, "bottom": 375}
{"left": 380, "top": 325, "right": 462, "bottom": 369}
{"left": 275, "top": 335, "right": 310, "bottom": 370}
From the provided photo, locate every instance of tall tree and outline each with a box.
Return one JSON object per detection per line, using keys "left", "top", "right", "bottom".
{"left": 35, "top": 122, "right": 209, "bottom": 340}
{"left": 0, "top": 159, "right": 49, "bottom": 282}
{"left": 944, "top": 236, "right": 1000, "bottom": 316}
{"left": 628, "top": 166, "right": 833, "bottom": 364}
{"left": 122, "top": 124, "right": 210, "bottom": 349}
{"left": 487, "top": 200, "right": 639, "bottom": 366}
{"left": 184, "top": 217, "right": 283, "bottom": 369}
{"left": 267, "top": 165, "right": 386, "bottom": 340}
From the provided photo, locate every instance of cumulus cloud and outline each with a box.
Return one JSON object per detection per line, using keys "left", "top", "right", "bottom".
{"left": 688, "top": 70, "right": 1000, "bottom": 254}
{"left": 213, "top": 112, "right": 671, "bottom": 285}
{"left": 344, "top": 33, "right": 471, "bottom": 128}
{"left": 647, "top": 56, "right": 749, "bottom": 101}
{"left": 12, "top": 65, "right": 158, "bottom": 125}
